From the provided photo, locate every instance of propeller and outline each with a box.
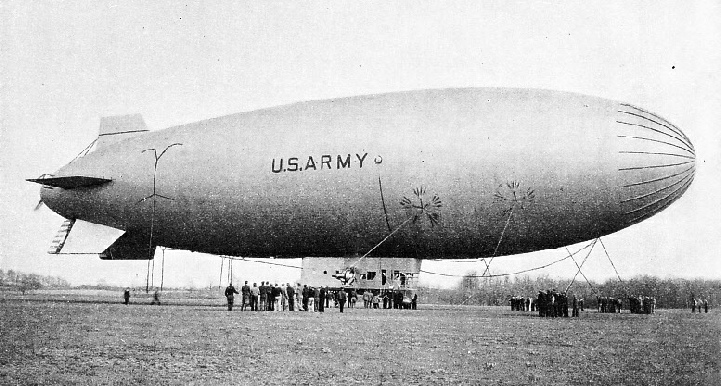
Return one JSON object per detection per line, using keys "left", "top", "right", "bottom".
{"left": 31, "top": 173, "right": 52, "bottom": 211}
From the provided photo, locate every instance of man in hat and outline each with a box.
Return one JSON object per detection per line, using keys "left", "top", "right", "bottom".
{"left": 259, "top": 281, "right": 268, "bottom": 311}
{"left": 286, "top": 283, "right": 295, "bottom": 311}
{"left": 338, "top": 288, "right": 347, "bottom": 313}
{"left": 250, "top": 282, "right": 259, "bottom": 311}
{"left": 319, "top": 286, "right": 326, "bottom": 312}
{"left": 224, "top": 283, "right": 239, "bottom": 311}
{"left": 241, "top": 281, "right": 251, "bottom": 311}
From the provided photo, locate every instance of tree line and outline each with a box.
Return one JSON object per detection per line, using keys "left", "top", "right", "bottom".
{"left": 417, "top": 272, "right": 720, "bottom": 309}
{"left": 0, "top": 269, "right": 71, "bottom": 294}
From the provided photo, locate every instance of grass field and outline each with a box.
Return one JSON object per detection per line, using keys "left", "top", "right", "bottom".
{"left": 1, "top": 290, "right": 719, "bottom": 385}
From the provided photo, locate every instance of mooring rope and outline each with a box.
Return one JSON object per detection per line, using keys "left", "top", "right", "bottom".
{"left": 160, "top": 247, "right": 166, "bottom": 291}
{"left": 218, "top": 256, "right": 224, "bottom": 289}
{"left": 481, "top": 205, "right": 515, "bottom": 276}
{"left": 565, "top": 245, "right": 598, "bottom": 294}
{"left": 565, "top": 238, "right": 598, "bottom": 293}
{"left": 420, "top": 239, "right": 597, "bottom": 278}
{"left": 598, "top": 237, "right": 623, "bottom": 283}
{"left": 220, "top": 256, "right": 303, "bottom": 270}
{"left": 348, "top": 217, "right": 414, "bottom": 270}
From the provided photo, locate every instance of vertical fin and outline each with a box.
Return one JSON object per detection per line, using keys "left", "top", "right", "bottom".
{"left": 95, "top": 114, "right": 149, "bottom": 149}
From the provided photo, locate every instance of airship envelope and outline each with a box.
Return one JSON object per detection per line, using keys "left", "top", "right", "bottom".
{"left": 30, "top": 88, "right": 695, "bottom": 260}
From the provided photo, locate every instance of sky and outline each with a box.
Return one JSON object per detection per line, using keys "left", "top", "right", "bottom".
{"left": 1, "top": 1, "right": 720, "bottom": 288}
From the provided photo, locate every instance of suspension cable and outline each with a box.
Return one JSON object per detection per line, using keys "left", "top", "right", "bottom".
{"left": 481, "top": 205, "right": 515, "bottom": 276}
{"left": 420, "top": 239, "right": 597, "bottom": 278}
{"left": 598, "top": 238, "right": 623, "bottom": 283}
{"left": 565, "top": 244, "right": 598, "bottom": 294}
{"left": 565, "top": 238, "right": 598, "bottom": 292}
{"left": 219, "top": 256, "right": 224, "bottom": 289}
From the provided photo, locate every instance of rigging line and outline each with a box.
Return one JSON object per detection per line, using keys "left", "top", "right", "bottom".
{"left": 481, "top": 205, "right": 515, "bottom": 277}
{"left": 219, "top": 256, "right": 224, "bottom": 289}
{"left": 145, "top": 256, "right": 151, "bottom": 293}
{"left": 565, "top": 247, "right": 597, "bottom": 294}
{"left": 151, "top": 251, "right": 155, "bottom": 288}
{"left": 144, "top": 172, "right": 158, "bottom": 295}
{"left": 378, "top": 176, "right": 392, "bottom": 232}
{"left": 349, "top": 217, "right": 414, "bottom": 270}
{"left": 566, "top": 238, "right": 597, "bottom": 293}
{"left": 598, "top": 238, "right": 622, "bottom": 283}
{"left": 420, "top": 239, "right": 597, "bottom": 278}
{"left": 221, "top": 256, "right": 303, "bottom": 269}
{"left": 72, "top": 139, "right": 98, "bottom": 161}
{"left": 160, "top": 248, "right": 165, "bottom": 292}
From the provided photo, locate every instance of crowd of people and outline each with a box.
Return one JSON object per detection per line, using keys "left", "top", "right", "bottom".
{"left": 597, "top": 296, "right": 622, "bottom": 313}
{"left": 691, "top": 297, "right": 709, "bottom": 313}
{"left": 536, "top": 290, "right": 580, "bottom": 317}
{"left": 509, "top": 291, "right": 584, "bottom": 317}
{"left": 224, "top": 282, "right": 418, "bottom": 312}
{"left": 628, "top": 296, "right": 656, "bottom": 314}
{"left": 361, "top": 290, "right": 417, "bottom": 309}
{"left": 509, "top": 296, "right": 531, "bottom": 311}
{"left": 510, "top": 292, "right": 664, "bottom": 316}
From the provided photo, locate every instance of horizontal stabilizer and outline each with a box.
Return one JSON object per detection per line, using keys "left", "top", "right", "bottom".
{"left": 50, "top": 219, "right": 125, "bottom": 254}
{"left": 27, "top": 176, "right": 112, "bottom": 189}
{"left": 96, "top": 114, "right": 148, "bottom": 148}
{"left": 100, "top": 232, "right": 155, "bottom": 260}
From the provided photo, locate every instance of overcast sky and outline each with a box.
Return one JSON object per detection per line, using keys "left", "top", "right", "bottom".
{"left": 1, "top": 1, "right": 719, "bottom": 288}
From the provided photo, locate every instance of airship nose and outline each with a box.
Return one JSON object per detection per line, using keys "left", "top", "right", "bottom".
{"left": 616, "top": 103, "right": 695, "bottom": 225}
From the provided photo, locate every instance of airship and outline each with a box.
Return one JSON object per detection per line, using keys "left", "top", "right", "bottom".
{"left": 28, "top": 88, "right": 695, "bottom": 286}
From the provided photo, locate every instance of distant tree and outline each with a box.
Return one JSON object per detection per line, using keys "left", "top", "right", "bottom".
{"left": 0, "top": 269, "right": 4, "bottom": 285}
{"left": 7, "top": 269, "right": 17, "bottom": 286}
{"left": 18, "top": 274, "right": 42, "bottom": 294}
{"left": 55, "top": 276, "right": 71, "bottom": 288}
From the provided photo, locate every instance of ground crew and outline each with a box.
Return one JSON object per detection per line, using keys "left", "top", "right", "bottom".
{"left": 225, "top": 284, "right": 239, "bottom": 311}
{"left": 286, "top": 283, "right": 295, "bottom": 311}
{"left": 241, "top": 281, "right": 251, "bottom": 311}
{"left": 319, "top": 286, "right": 326, "bottom": 312}
{"left": 250, "top": 283, "right": 259, "bottom": 311}
{"left": 123, "top": 288, "right": 130, "bottom": 305}
{"left": 338, "top": 288, "right": 347, "bottom": 313}
{"left": 572, "top": 296, "right": 579, "bottom": 317}
{"left": 259, "top": 281, "right": 268, "bottom": 311}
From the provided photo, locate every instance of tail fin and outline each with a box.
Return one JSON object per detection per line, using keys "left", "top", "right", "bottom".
{"left": 96, "top": 114, "right": 149, "bottom": 148}
{"left": 47, "top": 219, "right": 125, "bottom": 255}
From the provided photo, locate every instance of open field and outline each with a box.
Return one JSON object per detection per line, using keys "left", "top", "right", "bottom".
{"left": 1, "top": 291, "right": 719, "bottom": 385}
